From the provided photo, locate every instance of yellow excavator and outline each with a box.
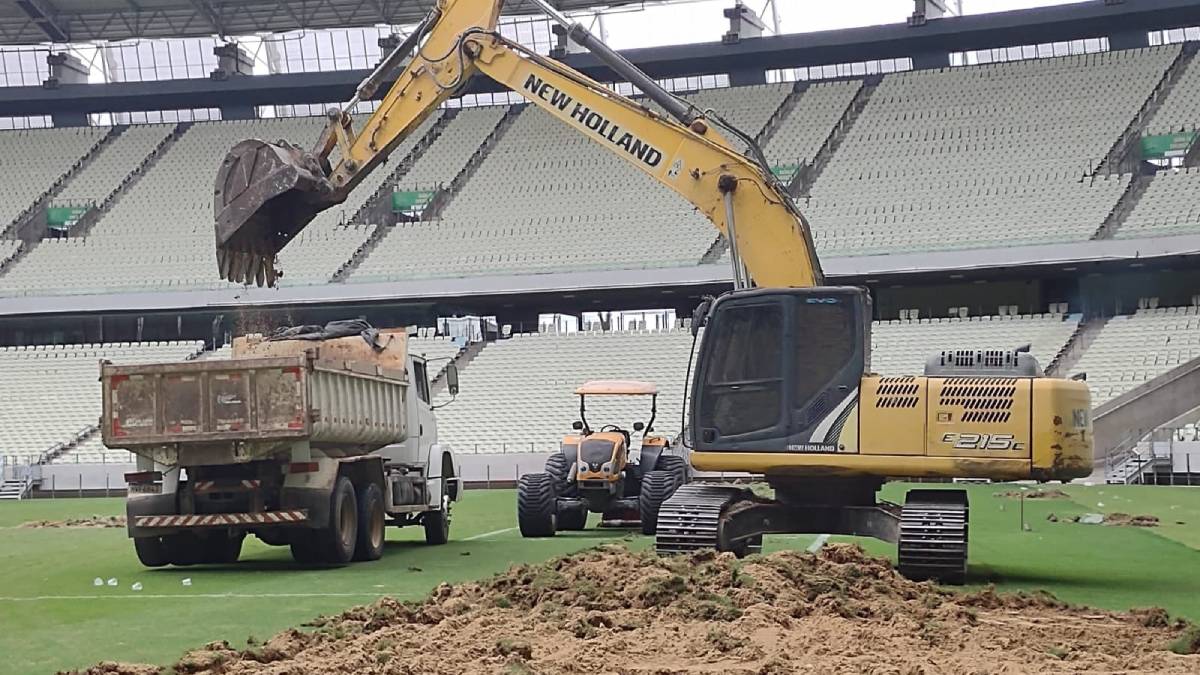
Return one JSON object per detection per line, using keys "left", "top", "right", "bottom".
{"left": 213, "top": 0, "right": 1093, "bottom": 582}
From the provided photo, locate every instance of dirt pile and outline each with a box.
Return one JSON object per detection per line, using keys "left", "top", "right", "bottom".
{"left": 69, "top": 544, "right": 1199, "bottom": 674}
{"left": 1103, "top": 512, "right": 1161, "bottom": 527}
{"left": 22, "top": 515, "right": 126, "bottom": 529}
{"left": 993, "top": 488, "right": 1070, "bottom": 499}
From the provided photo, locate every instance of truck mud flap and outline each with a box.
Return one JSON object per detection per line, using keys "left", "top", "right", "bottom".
{"left": 133, "top": 510, "right": 308, "bottom": 529}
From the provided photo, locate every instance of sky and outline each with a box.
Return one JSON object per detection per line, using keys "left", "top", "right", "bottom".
{"left": 599, "top": 0, "right": 1091, "bottom": 49}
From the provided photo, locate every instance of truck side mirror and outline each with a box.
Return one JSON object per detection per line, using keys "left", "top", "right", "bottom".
{"left": 633, "top": 422, "right": 645, "bottom": 432}
{"left": 691, "top": 298, "right": 713, "bottom": 337}
{"left": 572, "top": 421, "right": 584, "bottom": 430}
{"left": 445, "top": 363, "right": 460, "bottom": 396}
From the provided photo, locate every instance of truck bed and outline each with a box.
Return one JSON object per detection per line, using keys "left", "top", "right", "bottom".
{"left": 101, "top": 353, "right": 409, "bottom": 465}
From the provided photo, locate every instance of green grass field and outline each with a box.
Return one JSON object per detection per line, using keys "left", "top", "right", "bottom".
{"left": 1, "top": 483, "right": 1198, "bottom": 674}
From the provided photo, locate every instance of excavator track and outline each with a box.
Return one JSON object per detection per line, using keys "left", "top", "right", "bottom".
{"left": 654, "top": 484, "right": 749, "bottom": 555}
{"left": 896, "top": 489, "right": 969, "bottom": 583}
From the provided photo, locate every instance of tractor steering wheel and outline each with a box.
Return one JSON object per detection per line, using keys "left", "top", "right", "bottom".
{"left": 599, "top": 424, "right": 630, "bottom": 447}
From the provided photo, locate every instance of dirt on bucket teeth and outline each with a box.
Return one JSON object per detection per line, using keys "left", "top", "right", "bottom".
{"left": 67, "top": 544, "right": 1199, "bottom": 674}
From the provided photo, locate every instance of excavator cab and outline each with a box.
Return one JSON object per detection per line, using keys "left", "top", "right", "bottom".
{"left": 690, "top": 287, "right": 871, "bottom": 453}
{"left": 213, "top": 139, "right": 342, "bottom": 286}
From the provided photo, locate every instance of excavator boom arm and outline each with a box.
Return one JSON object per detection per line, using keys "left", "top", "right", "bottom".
{"left": 214, "top": 0, "right": 822, "bottom": 289}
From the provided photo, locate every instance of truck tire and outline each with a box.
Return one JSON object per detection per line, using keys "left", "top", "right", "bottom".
{"left": 545, "top": 453, "right": 575, "bottom": 496}
{"left": 164, "top": 533, "right": 204, "bottom": 566}
{"left": 423, "top": 493, "right": 451, "bottom": 545}
{"left": 204, "top": 531, "right": 245, "bottom": 564}
{"left": 654, "top": 454, "right": 688, "bottom": 483}
{"left": 354, "top": 482, "right": 386, "bottom": 561}
{"left": 639, "top": 470, "right": 681, "bottom": 535}
{"left": 518, "top": 473, "right": 557, "bottom": 537}
{"left": 133, "top": 536, "right": 169, "bottom": 568}
{"left": 321, "top": 476, "right": 359, "bottom": 565}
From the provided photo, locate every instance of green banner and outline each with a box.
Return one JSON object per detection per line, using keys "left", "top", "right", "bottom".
{"left": 47, "top": 206, "right": 89, "bottom": 228}
{"left": 771, "top": 164, "right": 800, "bottom": 182}
{"left": 1141, "top": 131, "right": 1197, "bottom": 159}
{"left": 392, "top": 190, "right": 435, "bottom": 212}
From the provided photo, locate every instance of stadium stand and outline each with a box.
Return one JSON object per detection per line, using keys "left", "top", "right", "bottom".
{"left": 433, "top": 313, "right": 1080, "bottom": 453}
{"left": 870, "top": 313, "right": 1080, "bottom": 375}
{"left": 389, "top": 106, "right": 506, "bottom": 192}
{"left": 673, "top": 82, "right": 792, "bottom": 141}
{"left": 803, "top": 47, "right": 1179, "bottom": 256}
{"left": 1115, "top": 167, "right": 1200, "bottom": 239}
{"left": 766, "top": 80, "right": 862, "bottom": 168}
{"left": 54, "top": 124, "right": 175, "bottom": 204}
{"left": 0, "top": 126, "right": 106, "bottom": 230}
{"left": 1068, "top": 306, "right": 1200, "bottom": 405}
{"left": 0, "top": 113, "right": 434, "bottom": 295}
{"left": 1147, "top": 50, "right": 1200, "bottom": 134}
{"left": 355, "top": 103, "right": 715, "bottom": 281}
{"left": 0, "top": 239, "right": 20, "bottom": 268}
{"left": 0, "top": 341, "right": 203, "bottom": 465}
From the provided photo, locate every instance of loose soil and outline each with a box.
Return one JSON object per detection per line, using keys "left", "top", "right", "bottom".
{"left": 993, "top": 488, "right": 1070, "bottom": 500}
{"left": 1103, "top": 513, "right": 1161, "bottom": 528}
{"left": 21, "top": 515, "right": 126, "bottom": 529}
{"left": 68, "top": 544, "right": 1198, "bottom": 674}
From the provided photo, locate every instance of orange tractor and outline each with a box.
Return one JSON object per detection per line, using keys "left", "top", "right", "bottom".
{"left": 518, "top": 380, "right": 688, "bottom": 536}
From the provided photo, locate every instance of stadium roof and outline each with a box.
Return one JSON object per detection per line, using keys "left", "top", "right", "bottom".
{"left": 0, "top": 0, "right": 634, "bottom": 45}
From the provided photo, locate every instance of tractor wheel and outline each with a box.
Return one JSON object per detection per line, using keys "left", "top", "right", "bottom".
{"left": 654, "top": 454, "right": 689, "bottom": 483}
{"left": 319, "top": 476, "right": 358, "bottom": 564}
{"left": 133, "top": 537, "right": 169, "bottom": 568}
{"left": 353, "top": 482, "right": 386, "bottom": 561}
{"left": 518, "top": 473, "right": 557, "bottom": 537}
{"left": 545, "top": 452, "right": 575, "bottom": 495}
{"left": 639, "top": 469, "right": 682, "bottom": 535}
{"left": 557, "top": 505, "right": 588, "bottom": 531}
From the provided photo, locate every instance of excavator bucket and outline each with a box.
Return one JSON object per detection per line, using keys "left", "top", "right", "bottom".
{"left": 214, "top": 139, "right": 341, "bottom": 287}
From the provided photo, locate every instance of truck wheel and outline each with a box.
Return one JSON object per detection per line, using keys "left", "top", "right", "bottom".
{"left": 321, "top": 476, "right": 359, "bottom": 565}
{"left": 545, "top": 453, "right": 575, "bottom": 496}
{"left": 133, "top": 537, "right": 169, "bottom": 568}
{"left": 424, "top": 493, "right": 451, "bottom": 545}
{"left": 354, "top": 482, "right": 386, "bottom": 561}
{"left": 205, "top": 532, "right": 244, "bottom": 564}
{"left": 654, "top": 454, "right": 688, "bottom": 483}
{"left": 517, "top": 473, "right": 557, "bottom": 537}
{"left": 639, "top": 470, "right": 681, "bottom": 535}
{"left": 164, "top": 533, "right": 204, "bottom": 566}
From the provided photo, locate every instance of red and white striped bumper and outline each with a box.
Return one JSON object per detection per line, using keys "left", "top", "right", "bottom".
{"left": 134, "top": 510, "right": 308, "bottom": 529}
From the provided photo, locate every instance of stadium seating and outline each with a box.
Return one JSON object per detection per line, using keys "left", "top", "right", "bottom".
{"left": 766, "top": 80, "right": 862, "bottom": 168}
{"left": 1147, "top": 51, "right": 1200, "bottom": 135}
{"left": 55, "top": 124, "right": 174, "bottom": 204}
{"left": 0, "top": 239, "right": 20, "bottom": 267}
{"left": 805, "top": 47, "right": 1178, "bottom": 256}
{"left": 392, "top": 106, "right": 507, "bottom": 191}
{"left": 354, "top": 103, "right": 715, "bottom": 281}
{"left": 1068, "top": 306, "right": 1200, "bottom": 404}
{"left": 677, "top": 83, "right": 792, "bottom": 140}
{"left": 0, "top": 341, "right": 203, "bottom": 465}
{"left": 1115, "top": 168, "right": 1200, "bottom": 239}
{"left": 433, "top": 313, "right": 1079, "bottom": 454}
{"left": 0, "top": 126, "right": 105, "bottom": 230}
{"left": 0, "top": 113, "right": 437, "bottom": 295}
{"left": 432, "top": 328, "right": 697, "bottom": 454}
{"left": 870, "top": 313, "right": 1079, "bottom": 375}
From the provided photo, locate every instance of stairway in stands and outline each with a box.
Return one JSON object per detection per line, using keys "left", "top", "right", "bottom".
{"left": 331, "top": 112, "right": 460, "bottom": 282}
{"left": 0, "top": 477, "right": 31, "bottom": 500}
{"left": 789, "top": 76, "right": 879, "bottom": 198}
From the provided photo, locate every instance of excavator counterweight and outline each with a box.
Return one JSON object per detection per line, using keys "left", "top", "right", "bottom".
{"left": 214, "top": 139, "right": 340, "bottom": 286}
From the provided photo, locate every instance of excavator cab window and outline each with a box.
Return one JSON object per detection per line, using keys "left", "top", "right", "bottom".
{"left": 691, "top": 288, "right": 870, "bottom": 452}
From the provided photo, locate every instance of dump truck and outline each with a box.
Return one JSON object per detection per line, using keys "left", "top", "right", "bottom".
{"left": 102, "top": 327, "right": 463, "bottom": 567}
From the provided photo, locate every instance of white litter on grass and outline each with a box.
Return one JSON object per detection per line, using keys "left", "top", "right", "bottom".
{"left": 181, "top": 578, "right": 192, "bottom": 587}
{"left": 1079, "top": 513, "right": 1105, "bottom": 524}
{"left": 1097, "top": 502, "right": 1105, "bottom": 508}
{"left": 106, "top": 578, "right": 117, "bottom": 587}
{"left": 93, "top": 578, "right": 103, "bottom": 587}
{"left": 131, "top": 583, "right": 143, "bottom": 592}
